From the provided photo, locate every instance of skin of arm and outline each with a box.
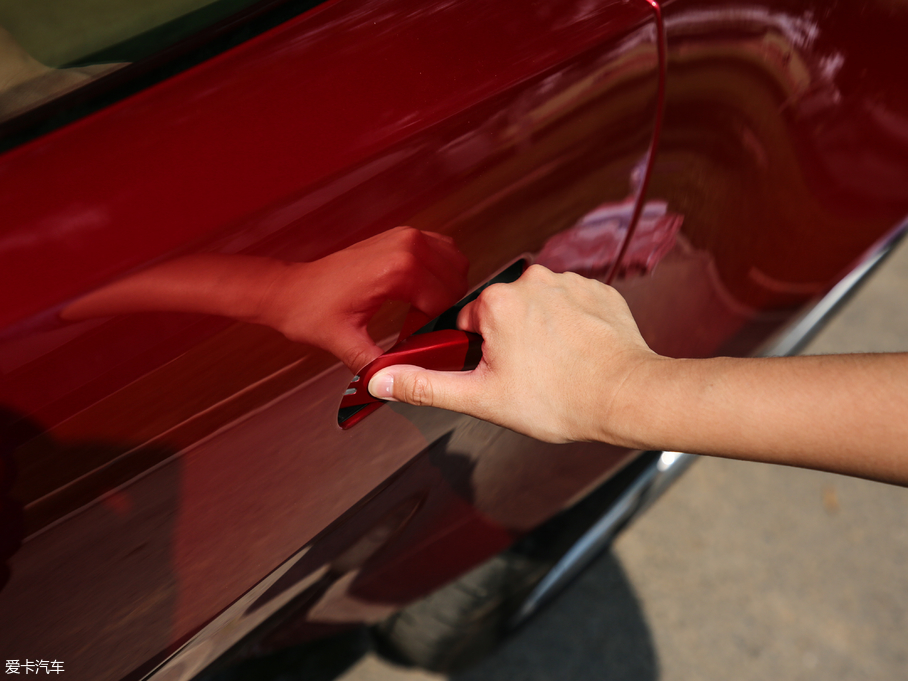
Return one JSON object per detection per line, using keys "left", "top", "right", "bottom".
{"left": 368, "top": 264, "right": 908, "bottom": 486}
{"left": 62, "top": 227, "right": 469, "bottom": 373}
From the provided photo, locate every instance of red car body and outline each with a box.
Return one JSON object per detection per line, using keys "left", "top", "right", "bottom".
{"left": 1, "top": 0, "right": 906, "bottom": 678}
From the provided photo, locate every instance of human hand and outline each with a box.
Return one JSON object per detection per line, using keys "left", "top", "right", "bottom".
{"left": 61, "top": 227, "right": 467, "bottom": 374}
{"left": 261, "top": 227, "right": 470, "bottom": 372}
{"left": 366, "top": 264, "right": 908, "bottom": 487}
{"left": 367, "top": 264, "right": 664, "bottom": 444}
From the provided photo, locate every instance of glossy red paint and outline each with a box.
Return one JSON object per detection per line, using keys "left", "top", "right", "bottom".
{"left": 0, "top": 0, "right": 653, "bottom": 330}
{"left": 618, "top": 0, "right": 908, "bottom": 358}
{"left": 0, "top": 1, "right": 662, "bottom": 678}
{"left": 1, "top": 0, "right": 906, "bottom": 678}
{"left": 606, "top": 0, "right": 667, "bottom": 285}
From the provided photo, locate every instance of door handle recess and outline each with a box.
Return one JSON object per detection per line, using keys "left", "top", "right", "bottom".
{"left": 338, "top": 329, "right": 482, "bottom": 429}
{"left": 337, "top": 258, "right": 525, "bottom": 429}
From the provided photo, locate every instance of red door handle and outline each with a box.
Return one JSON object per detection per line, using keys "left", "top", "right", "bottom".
{"left": 338, "top": 329, "right": 482, "bottom": 428}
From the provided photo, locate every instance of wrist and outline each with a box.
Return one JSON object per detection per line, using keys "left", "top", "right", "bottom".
{"left": 601, "top": 354, "right": 686, "bottom": 451}
{"left": 249, "top": 260, "right": 303, "bottom": 332}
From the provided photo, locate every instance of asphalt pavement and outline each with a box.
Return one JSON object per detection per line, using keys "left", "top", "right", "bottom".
{"left": 219, "top": 236, "right": 908, "bottom": 681}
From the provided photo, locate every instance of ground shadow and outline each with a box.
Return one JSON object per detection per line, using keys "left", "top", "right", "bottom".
{"left": 452, "top": 549, "right": 658, "bottom": 681}
{"left": 199, "top": 628, "right": 371, "bottom": 681}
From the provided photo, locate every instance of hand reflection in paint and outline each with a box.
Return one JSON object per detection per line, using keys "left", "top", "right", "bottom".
{"left": 62, "top": 227, "right": 469, "bottom": 372}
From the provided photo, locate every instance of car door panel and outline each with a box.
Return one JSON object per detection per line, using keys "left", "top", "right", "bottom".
{"left": 614, "top": 0, "right": 908, "bottom": 359}
{"left": 0, "top": 1, "right": 663, "bottom": 679}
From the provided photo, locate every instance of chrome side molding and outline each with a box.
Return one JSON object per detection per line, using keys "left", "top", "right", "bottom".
{"left": 765, "top": 221, "right": 908, "bottom": 357}
{"left": 509, "top": 450, "right": 694, "bottom": 628}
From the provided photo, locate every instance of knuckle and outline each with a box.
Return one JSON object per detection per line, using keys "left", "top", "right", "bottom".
{"left": 524, "top": 264, "right": 553, "bottom": 282}
{"left": 390, "top": 224, "right": 415, "bottom": 237}
{"left": 562, "top": 270, "right": 584, "bottom": 285}
{"left": 397, "top": 226, "right": 422, "bottom": 247}
{"left": 385, "top": 226, "right": 421, "bottom": 252}
{"left": 477, "top": 283, "right": 511, "bottom": 314}
{"left": 405, "top": 373, "right": 434, "bottom": 406}
{"left": 381, "top": 225, "right": 407, "bottom": 243}
{"left": 386, "top": 249, "right": 419, "bottom": 275}
{"left": 479, "top": 282, "right": 506, "bottom": 305}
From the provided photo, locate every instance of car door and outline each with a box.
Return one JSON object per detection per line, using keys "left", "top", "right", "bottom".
{"left": 0, "top": 1, "right": 666, "bottom": 679}
{"left": 613, "top": 0, "right": 908, "bottom": 360}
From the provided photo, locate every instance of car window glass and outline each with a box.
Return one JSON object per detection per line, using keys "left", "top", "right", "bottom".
{"left": 0, "top": 0, "right": 262, "bottom": 66}
{"left": 0, "top": 0, "right": 265, "bottom": 130}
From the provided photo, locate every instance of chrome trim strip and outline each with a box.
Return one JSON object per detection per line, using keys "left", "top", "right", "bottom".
{"left": 510, "top": 220, "right": 908, "bottom": 628}
{"left": 765, "top": 222, "right": 908, "bottom": 357}
{"left": 510, "top": 451, "right": 694, "bottom": 628}
{"left": 141, "top": 545, "right": 321, "bottom": 681}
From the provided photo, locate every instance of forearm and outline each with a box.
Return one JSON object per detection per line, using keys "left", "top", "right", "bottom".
{"left": 368, "top": 265, "right": 908, "bottom": 487}
{"left": 61, "top": 228, "right": 469, "bottom": 372}
{"left": 616, "top": 353, "right": 908, "bottom": 485}
{"left": 61, "top": 254, "right": 293, "bottom": 325}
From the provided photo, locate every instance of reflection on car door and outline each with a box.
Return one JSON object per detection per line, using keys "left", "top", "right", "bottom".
{"left": 0, "top": 1, "right": 664, "bottom": 679}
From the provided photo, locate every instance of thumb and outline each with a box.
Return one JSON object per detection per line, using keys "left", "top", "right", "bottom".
{"left": 368, "top": 364, "right": 479, "bottom": 414}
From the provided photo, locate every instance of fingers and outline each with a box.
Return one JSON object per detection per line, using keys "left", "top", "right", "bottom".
{"left": 456, "top": 298, "right": 480, "bottom": 333}
{"left": 456, "top": 279, "right": 522, "bottom": 337}
{"left": 368, "top": 364, "right": 482, "bottom": 415}
{"left": 408, "top": 268, "right": 466, "bottom": 318}
{"left": 408, "top": 232, "right": 469, "bottom": 313}
{"left": 419, "top": 231, "right": 470, "bottom": 286}
{"left": 383, "top": 227, "right": 470, "bottom": 301}
{"left": 334, "top": 330, "right": 384, "bottom": 374}
{"left": 382, "top": 260, "right": 462, "bottom": 320}
{"left": 362, "top": 262, "right": 660, "bottom": 446}
{"left": 369, "top": 229, "right": 470, "bottom": 319}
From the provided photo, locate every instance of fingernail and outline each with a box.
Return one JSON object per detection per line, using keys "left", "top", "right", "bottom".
{"left": 369, "top": 371, "right": 397, "bottom": 401}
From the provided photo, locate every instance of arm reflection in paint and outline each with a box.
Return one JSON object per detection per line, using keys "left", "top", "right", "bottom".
{"left": 62, "top": 227, "right": 470, "bottom": 372}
